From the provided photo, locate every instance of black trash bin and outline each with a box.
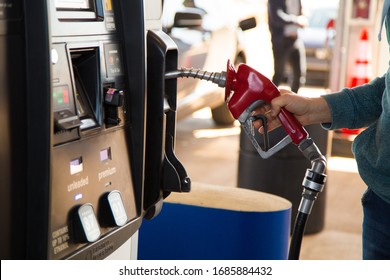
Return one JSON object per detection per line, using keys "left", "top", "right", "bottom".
{"left": 237, "top": 124, "right": 331, "bottom": 234}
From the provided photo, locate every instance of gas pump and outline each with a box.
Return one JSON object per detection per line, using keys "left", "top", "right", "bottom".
{"left": 1, "top": 0, "right": 187, "bottom": 260}
{"left": 48, "top": 0, "right": 144, "bottom": 260}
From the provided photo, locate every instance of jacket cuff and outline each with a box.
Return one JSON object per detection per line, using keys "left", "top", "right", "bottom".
{"left": 321, "top": 90, "right": 355, "bottom": 130}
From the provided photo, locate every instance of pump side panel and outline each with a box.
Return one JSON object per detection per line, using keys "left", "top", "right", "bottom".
{"left": 0, "top": 3, "right": 28, "bottom": 259}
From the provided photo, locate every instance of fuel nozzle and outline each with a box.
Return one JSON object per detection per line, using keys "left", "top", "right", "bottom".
{"left": 166, "top": 60, "right": 309, "bottom": 158}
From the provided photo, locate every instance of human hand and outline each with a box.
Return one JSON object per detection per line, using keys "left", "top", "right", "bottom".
{"left": 252, "top": 89, "right": 331, "bottom": 133}
{"left": 296, "top": 15, "right": 308, "bottom": 28}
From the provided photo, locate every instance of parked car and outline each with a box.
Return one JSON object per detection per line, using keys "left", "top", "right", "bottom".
{"left": 298, "top": 3, "right": 338, "bottom": 86}
{"left": 162, "top": 0, "right": 257, "bottom": 125}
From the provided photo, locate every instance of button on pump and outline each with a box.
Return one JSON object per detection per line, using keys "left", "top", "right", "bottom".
{"left": 72, "top": 203, "right": 101, "bottom": 243}
{"left": 99, "top": 191, "right": 128, "bottom": 227}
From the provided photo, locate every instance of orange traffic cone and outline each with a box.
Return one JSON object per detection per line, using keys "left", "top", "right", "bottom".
{"left": 348, "top": 28, "right": 372, "bottom": 88}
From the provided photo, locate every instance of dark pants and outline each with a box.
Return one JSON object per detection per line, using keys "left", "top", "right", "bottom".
{"left": 362, "top": 188, "right": 390, "bottom": 260}
{"left": 271, "top": 36, "right": 306, "bottom": 93}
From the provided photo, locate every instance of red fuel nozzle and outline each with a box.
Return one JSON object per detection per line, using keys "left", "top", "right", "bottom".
{"left": 164, "top": 60, "right": 308, "bottom": 158}
{"left": 224, "top": 59, "right": 308, "bottom": 147}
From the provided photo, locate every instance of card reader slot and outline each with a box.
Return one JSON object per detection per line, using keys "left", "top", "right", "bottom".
{"left": 70, "top": 48, "right": 101, "bottom": 130}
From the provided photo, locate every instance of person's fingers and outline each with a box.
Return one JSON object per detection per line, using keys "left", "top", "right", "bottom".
{"left": 252, "top": 104, "right": 272, "bottom": 129}
{"left": 250, "top": 89, "right": 298, "bottom": 134}
{"left": 258, "top": 119, "right": 280, "bottom": 134}
{"left": 252, "top": 104, "right": 271, "bottom": 116}
{"left": 270, "top": 90, "right": 297, "bottom": 118}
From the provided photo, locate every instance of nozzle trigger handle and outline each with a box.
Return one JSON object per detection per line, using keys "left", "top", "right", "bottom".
{"left": 224, "top": 60, "right": 308, "bottom": 145}
{"left": 278, "top": 108, "right": 308, "bottom": 145}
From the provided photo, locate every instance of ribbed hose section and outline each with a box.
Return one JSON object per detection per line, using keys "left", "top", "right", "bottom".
{"left": 288, "top": 212, "right": 309, "bottom": 260}
{"left": 165, "top": 68, "right": 226, "bottom": 87}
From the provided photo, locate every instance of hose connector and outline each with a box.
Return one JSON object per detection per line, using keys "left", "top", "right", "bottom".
{"left": 297, "top": 138, "right": 327, "bottom": 215}
{"left": 298, "top": 173, "right": 325, "bottom": 215}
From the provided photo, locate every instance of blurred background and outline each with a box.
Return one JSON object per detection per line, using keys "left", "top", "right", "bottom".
{"left": 160, "top": 0, "right": 388, "bottom": 259}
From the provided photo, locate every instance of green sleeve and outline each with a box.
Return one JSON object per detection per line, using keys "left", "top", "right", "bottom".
{"left": 321, "top": 75, "right": 385, "bottom": 130}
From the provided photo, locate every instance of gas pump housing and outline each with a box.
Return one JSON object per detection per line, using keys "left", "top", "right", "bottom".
{"left": 0, "top": 0, "right": 186, "bottom": 260}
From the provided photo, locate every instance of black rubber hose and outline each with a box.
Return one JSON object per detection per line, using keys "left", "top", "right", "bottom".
{"left": 288, "top": 211, "right": 309, "bottom": 260}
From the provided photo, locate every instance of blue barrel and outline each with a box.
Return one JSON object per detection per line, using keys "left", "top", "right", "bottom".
{"left": 138, "top": 183, "right": 291, "bottom": 260}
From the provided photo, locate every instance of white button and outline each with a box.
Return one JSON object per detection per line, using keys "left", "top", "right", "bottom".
{"left": 51, "top": 48, "right": 59, "bottom": 64}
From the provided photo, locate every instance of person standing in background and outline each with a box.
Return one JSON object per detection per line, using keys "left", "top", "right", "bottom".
{"left": 267, "top": 0, "right": 307, "bottom": 93}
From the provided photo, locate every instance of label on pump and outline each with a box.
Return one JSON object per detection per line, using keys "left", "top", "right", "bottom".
{"left": 104, "top": 43, "right": 123, "bottom": 77}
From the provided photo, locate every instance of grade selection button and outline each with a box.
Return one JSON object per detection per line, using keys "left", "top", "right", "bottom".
{"left": 99, "top": 191, "right": 128, "bottom": 227}
{"left": 75, "top": 203, "right": 101, "bottom": 243}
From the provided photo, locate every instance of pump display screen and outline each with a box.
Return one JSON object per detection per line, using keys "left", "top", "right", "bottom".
{"left": 55, "top": 0, "right": 90, "bottom": 10}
